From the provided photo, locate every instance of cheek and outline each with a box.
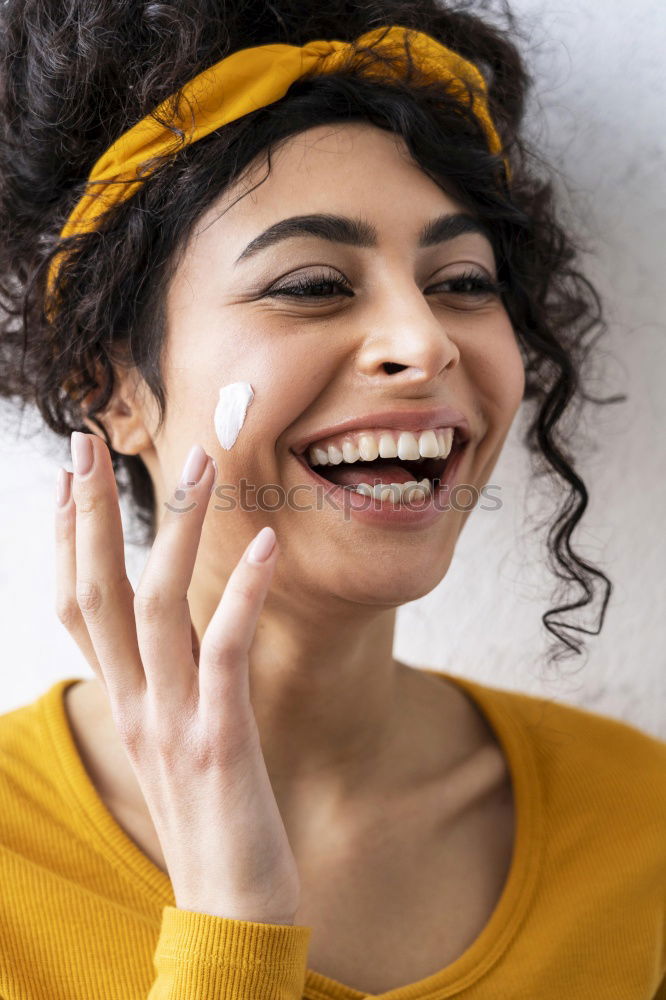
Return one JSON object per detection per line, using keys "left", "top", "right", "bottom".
{"left": 175, "top": 333, "right": 336, "bottom": 459}
{"left": 162, "top": 320, "right": 292, "bottom": 426}
{"left": 466, "top": 319, "right": 525, "bottom": 419}
{"left": 500, "top": 335, "right": 526, "bottom": 416}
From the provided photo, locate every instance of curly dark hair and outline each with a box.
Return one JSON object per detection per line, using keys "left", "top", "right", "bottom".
{"left": 0, "top": 0, "right": 624, "bottom": 670}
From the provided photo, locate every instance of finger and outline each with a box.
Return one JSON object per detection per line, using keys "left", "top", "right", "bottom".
{"left": 54, "top": 466, "right": 104, "bottom": 680}
{"left": 190, "top": 620, "right": 201, "bottom": 666}
{"left": 132, "top": 447, "right": 216, "bottom": 702}
{"left": 69, "top": 431, "right": 144, "bottom": 701}
{"left": 198, "top": 526, "right": 278, "bottom": 712}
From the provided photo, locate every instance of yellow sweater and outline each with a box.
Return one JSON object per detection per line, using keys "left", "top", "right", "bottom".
{"left": 0, "top": 667, "right": 664, "bottom": 999}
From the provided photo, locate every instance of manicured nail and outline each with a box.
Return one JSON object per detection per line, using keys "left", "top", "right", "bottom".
{"left": 71, "top": 432, "right": 93, "bottom": 476}
{"left": 247, "top": 526, "right": 276, "bottom": 565}
{"left": 180, "top": 443, "right": 208, "bottom": 486}
{"left": 56, "top": 467, "right": 71, "bottom": 507}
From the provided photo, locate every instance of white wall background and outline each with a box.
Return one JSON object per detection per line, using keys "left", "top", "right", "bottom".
{"left": 1, "top": 0, "right": 664, "bottom": 737}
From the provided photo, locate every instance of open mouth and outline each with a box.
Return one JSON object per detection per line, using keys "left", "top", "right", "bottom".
{"left": 294, "top": 427, "right": 468, "bottom": 504}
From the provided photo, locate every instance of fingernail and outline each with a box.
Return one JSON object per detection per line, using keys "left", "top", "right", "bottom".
{"left": 56, "top": 467, "right": 71, "bottom": 507}
{"left": 180, "top": 443, "right": 208, "bottom": 486}
{"left": 71, "top": 432, "right": 93, "bottom": 476}
{"left": 247, "top": 526, "right": 276, "bottom": 565}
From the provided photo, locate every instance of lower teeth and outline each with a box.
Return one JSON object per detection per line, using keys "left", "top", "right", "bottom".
{"left": 343, "top": 479, "right": 432, "bottom": 502}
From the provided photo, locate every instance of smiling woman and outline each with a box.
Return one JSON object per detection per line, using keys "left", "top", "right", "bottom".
{"left": 0, "top": 2, "right": 664, "bottom": 1000}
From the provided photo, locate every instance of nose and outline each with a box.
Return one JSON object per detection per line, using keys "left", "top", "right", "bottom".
{"left": 354, "top": 287, "right": 461, "bottom": 386}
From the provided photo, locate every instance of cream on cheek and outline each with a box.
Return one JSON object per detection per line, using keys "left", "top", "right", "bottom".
{"left": 213, "top": 381, "right": 255, "bottom": 449}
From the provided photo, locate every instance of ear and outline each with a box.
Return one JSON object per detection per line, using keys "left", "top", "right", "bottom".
{"left": 81, "top": 365, "right": 157, "bottom": 456}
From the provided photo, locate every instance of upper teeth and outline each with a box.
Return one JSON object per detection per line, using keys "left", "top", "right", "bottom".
{"left": 307, "top": 427, "right": 455, "bottom": 466}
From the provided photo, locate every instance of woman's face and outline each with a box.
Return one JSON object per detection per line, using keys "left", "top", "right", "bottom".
{"left": 152, "top": 122, "right": 524, "bottom": 609}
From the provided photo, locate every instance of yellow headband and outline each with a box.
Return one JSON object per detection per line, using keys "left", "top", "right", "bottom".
{"left": 46, "top": 24, "right": 509, "bottom": 314}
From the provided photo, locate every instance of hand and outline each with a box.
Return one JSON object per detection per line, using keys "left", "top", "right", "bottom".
{"left": 54, "top": 434, "right": 301, "bottom": 925}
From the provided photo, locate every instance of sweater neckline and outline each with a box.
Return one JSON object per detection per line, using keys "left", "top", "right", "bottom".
{"left": 303, "top": 668, "right": 544, "bottom": 1000}
{"left": 42, "top": 667, "right": 543, "bottom": 1000}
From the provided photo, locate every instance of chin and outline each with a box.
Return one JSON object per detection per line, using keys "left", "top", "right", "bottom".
{"left": 330, "top": 554, "right": 454, "bottom": 608}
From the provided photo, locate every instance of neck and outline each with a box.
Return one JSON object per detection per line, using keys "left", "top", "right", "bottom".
{"left": 189, "top": 577, "right": 406, "bottom": 812}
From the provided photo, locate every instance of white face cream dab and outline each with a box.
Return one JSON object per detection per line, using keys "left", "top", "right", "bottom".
{"left": 213, "top": 382, "right": 255, "bottom": 450}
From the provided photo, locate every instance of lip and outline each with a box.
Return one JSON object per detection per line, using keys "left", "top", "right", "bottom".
{"left": 290, "top": 405, "right": 471, "bottom": 456}
{"left": 292, "top": 441, "right": 470, "bottom": 528}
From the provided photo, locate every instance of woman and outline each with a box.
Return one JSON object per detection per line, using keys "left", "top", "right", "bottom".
{"left": 0, "top": 1, "right": 663, "bottom": 998}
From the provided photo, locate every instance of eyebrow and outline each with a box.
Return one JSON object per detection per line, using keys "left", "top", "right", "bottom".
{"left": 233, "top": 212, "right": 493, "bottom": 265}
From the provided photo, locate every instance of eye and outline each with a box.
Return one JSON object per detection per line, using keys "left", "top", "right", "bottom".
{"left": 431, "top": 269, "right": 505, "bottom": 302}
{"left": 266, "top": 271, "right": 353, "bottom": 300}
{"left": 265, "top": 268, "right": 504, "bottom": 301}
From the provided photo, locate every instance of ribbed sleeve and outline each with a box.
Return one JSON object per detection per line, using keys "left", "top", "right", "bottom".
{"left": 148, "top": 907, "right": 312, "bottom": 999}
